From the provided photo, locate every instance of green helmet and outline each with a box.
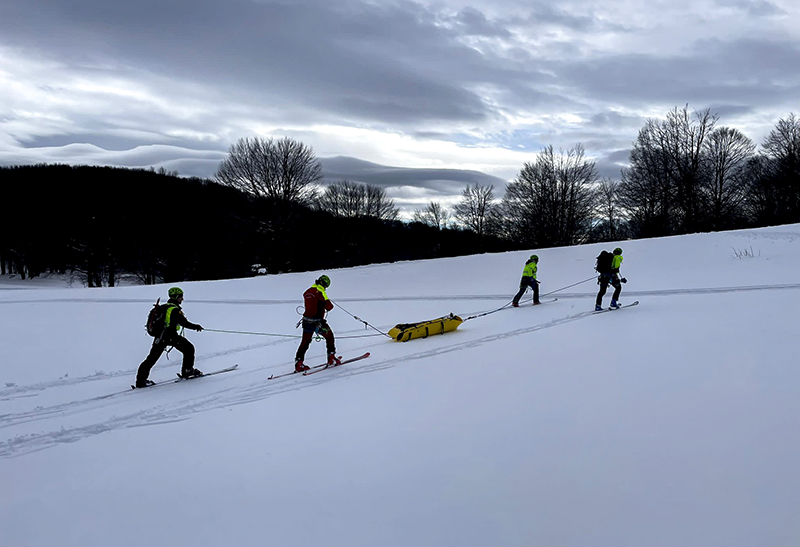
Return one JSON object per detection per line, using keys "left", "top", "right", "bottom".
{"left": 316, "top": 275, "right": 331, "bottom": 288}
{"left": 168, "top": 286, "right": 184, "bottom": 298}
{"left": 613, "top": 247, "right": 623, "bottom": 255}
{"left": 530, "top": 254, "right": 539, "bottom": 262}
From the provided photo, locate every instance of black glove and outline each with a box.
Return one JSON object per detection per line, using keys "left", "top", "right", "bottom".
{"left": 194, "top": 324, "right": 204, "bottom": 332}
{"left": 621, "top": 277, "right": 627, "bottom": 284}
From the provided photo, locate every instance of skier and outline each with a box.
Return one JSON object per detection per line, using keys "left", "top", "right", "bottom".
{"left": 595, "top": 247, "right": 627, "bottom": 311}
{"left": 512, "top": 254, "right": 540, "bottom": 307}
{"left": 135, "top": 287, "right": 204, "bottom": 387}
{"left": 294, "top": 275, "right": 341, "bottom": 372}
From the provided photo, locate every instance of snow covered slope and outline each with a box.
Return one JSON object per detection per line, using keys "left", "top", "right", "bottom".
{"left": 2, "top": 225, "right": 799, "bottom": 547}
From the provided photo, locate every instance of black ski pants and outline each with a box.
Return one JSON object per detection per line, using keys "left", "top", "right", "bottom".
{"left": 596, "top": 273, "right": 622, "bottom": 306}
{"left": 137, "top": 335, "right": 196, "bottom": 384}
{"left": 295, "top": 319, "right": 336, "bottom": 362}
{"left": 513, "top": 276, "right": 539, "bottom": 305}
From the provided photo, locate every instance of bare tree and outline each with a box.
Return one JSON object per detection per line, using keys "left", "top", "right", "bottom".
{"left": 364, "top": 184, "right": 399, "bottom": 221}
{"left": 215, "top": 136, "right": 321, "bottom": 205}
{"left": 619, "top": 127, "right": 674, "bottom": 237}
{"left": 760, "top": 113, "right": 800, "bottom": 223}
{"left": 762, "top": 112, "right": 800, "bottom": 161}
{"left": 453, "top": 183, "right": 497, "bottom": 238}
{"left": 593, "top": 178, "right": 625, "bottom": 241}
{"left": 743, "top": 154, "right": 779, "bottom": 224}
{"left": 666, "top": 106, "right": 718, "bottom": 231}
{"left": 499, "top": 176, "right": 537, "bottom": 247}
{"left": 619, "top": 105, "right": 718, "bottom": 236}
{"left": 318, "top": 180, "right": 399, "bottom": 220}
{"left": 318, "top": 180, "right": 367, "bottom": 218}
{"left": 501, "top": 145, "right": 598, "bottom": 248}
{"left": 701, "top": 126, "right": 754, "bottom": 230}
{"left": 413, "top": 201, "right": 450, "bottom": 230}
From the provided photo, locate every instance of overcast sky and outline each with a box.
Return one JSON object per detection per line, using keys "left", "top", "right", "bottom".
{"left": 1, "top": 0, "right": 798, "bottom": 213}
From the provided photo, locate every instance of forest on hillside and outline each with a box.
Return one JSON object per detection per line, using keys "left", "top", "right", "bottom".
{"left": 0, "top": 164, "right": 512, "bottom": 285}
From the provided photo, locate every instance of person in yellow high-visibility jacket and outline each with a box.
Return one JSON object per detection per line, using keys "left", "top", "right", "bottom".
{"left": 136, "top": 287, "right": 204, "bottom": 388}
{"left": 512, "top": 255, "right": 540, "bottom": 307}
{"left": 596, "top": 247, "right": 627, "bottom": 310}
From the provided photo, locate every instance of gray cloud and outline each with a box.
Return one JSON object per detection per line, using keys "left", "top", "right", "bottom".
{"left": 321, "top": 155, "right": 506, "bottom": 190}
{"left": 1, "top": 0, "right": 501, "bottom": 125}
{"left": 1, "top": 0, "right": 798, "bottom": 208}
{"left": 715, "top": 0, "right": 787, "bottom": 17}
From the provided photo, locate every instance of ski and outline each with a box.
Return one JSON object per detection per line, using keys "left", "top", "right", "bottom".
{"left": 267, "top": 361, "right": 328, "bottom": 380}
{"left": 303, "top": 352, "right": 371, "bottom": 376}
{"left": 268, "top": 352, "right": 371, "bottom": 380}
{"left": 511, "top": 297, "right": 557, "bottom": 308}
{"left": 594, "top": 300, "right": 639, "bottom": 313}
{"left": 131, "top": 364, "right": 239, "bottom": 390}
{"left": 267, "top": 369, "right": 299, "bottom": 380}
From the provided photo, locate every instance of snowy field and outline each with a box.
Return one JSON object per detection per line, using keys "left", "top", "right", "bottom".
{"left": 1, "top": 224, "right": 799, "bottom": 547}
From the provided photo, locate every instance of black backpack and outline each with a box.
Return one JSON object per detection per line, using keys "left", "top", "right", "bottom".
{"left": 145, "top": 299, "right": 172, "bottom": 337}
{"left": 595, "top": 250, "right": 613, "bottom": 274}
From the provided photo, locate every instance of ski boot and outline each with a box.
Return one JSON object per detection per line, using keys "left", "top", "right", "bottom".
{"left": 295, "top": 359, "right": 310, "bottom": 373}
{"left": 610, "top": 300, "right": 620, "bottom": 309}
{"left": 135, "top": 379, "right": 156, "bottom": 388}
{"left": 595, "top": 305, "right": 603, "bottom": 311}
{"left": 180, "top": 368, "right": 204, "bottom": 379}
{"left": 511, "top": 302, "right": 519, "bottom": 308}
{"left": 533, "top": 300, "right": 541, "bottom": 305}
{"left": 327, "top": 353, "right": 342, "bottom": 367}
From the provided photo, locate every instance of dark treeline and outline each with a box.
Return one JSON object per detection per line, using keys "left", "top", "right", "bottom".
{"left": 0, "top": 164, "right": 516, "bottom": 285}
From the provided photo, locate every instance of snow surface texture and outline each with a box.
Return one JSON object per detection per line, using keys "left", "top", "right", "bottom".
{"left": 1, "top": 225, "right": 799, "bottom": 547}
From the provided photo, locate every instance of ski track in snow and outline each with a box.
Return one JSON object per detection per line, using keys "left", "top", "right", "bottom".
{"left": 0, "top": 282, "right": 798, "bottom": 307}
{"left": 2, "top": 282, "right": 799, "bottom": 458}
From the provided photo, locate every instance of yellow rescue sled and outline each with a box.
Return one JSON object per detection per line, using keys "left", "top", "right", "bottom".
{"left": 388, "top": 313, "right": 464, "bottom": 342}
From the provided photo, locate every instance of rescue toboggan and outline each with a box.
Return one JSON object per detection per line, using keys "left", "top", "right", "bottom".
{"left": 388, "top": 313, "right": 464, "bottom": 342}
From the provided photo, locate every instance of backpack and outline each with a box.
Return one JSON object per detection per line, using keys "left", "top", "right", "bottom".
{"left": 145, "top": 299, "right": 171, "bottom": 337}
{"left": 595, "top": 250, "right": 613, "bottom": 274}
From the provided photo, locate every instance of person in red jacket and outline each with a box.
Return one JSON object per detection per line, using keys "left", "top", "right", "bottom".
{"left": 294, "top": 275, "right": 341, "bottom": 372}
